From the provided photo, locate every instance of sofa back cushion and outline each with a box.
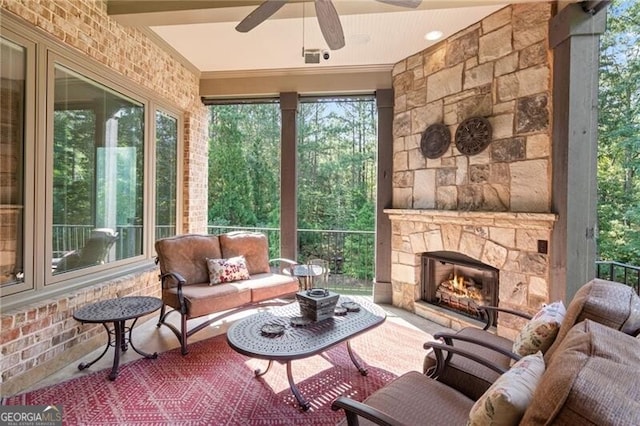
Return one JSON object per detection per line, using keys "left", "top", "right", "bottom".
{"left": 545, "top": 278, "right": 640, "bottom": 361}
{"left": 219, "top": 231, "right": 270, "bottom": 275}
{"left": 521, "top": 320, "right": 640, "bottom": 425}
{"left": 155, "top": 234, "right": 222, "bottom": 286}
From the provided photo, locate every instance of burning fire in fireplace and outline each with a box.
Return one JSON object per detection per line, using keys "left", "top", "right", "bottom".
{"left": 422, "top": 252, "right": 498, "bottom": 321}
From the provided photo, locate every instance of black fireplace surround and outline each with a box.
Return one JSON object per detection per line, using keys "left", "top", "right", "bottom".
{"left": 422, "top": 251, "right": 499, "bottom": 322}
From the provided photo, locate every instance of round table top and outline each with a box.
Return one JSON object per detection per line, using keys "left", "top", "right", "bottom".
{"left": 73, "top": 296, "right": 163, "bottom": 323}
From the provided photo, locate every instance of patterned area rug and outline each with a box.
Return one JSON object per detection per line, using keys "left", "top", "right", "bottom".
{"left": 4, "top": 320, "right": 433, "bottom": 425}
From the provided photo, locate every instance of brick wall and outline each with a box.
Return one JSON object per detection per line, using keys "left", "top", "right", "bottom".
{"left": 0, "top": 0, "right": 208, "bottom": 396}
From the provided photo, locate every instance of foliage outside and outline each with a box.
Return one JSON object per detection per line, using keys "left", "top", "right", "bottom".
{"left": 597, "top": 0, "right": 640, "bottom": 264}
{"left": 207, "top": 98, "right": 377, "bottom": 283}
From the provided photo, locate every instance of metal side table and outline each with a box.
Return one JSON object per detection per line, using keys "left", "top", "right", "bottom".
{"left": 73, "top": 296, "right": 162, "bottom": 380}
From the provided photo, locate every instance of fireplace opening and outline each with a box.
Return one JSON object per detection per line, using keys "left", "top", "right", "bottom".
{"left": 422, "top": 251, "right": 499, "bottom": 324}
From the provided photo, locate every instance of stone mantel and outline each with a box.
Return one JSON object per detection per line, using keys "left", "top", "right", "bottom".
{"left": 384, "top": 209, "right": 557, "bottom": 230}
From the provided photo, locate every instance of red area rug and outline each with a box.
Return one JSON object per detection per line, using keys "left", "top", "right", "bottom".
{"left": 4, "top": 321, "right": 432, "bottom": 425}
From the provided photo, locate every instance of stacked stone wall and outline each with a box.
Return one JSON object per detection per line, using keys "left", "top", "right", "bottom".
{"left": 392, "top": 3, "right": 553, "bottom": 213}
{"left": 389, "top": 3, "right": 555, "bottom": 337}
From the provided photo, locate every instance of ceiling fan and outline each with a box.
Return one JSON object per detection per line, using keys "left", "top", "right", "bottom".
{"left": 235, "top": 0, "right": 422, "bottom": 51}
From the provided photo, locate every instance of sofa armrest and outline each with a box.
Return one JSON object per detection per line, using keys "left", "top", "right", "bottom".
{"left": 160, "top": 271, "right": 187, "bottom": 314}
{"left": 331, "top": 396, "right": 404, "bottom": 426}
{"left": 425, "top": 340, "right": 509, "bottom": 380}
{"left": 433, "top": 332, "right": 521, "bottom": 363}
{"left": 478, "top": 305, "right": 532, "bottom": 330}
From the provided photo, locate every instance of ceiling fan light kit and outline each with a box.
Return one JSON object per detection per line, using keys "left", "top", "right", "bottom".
{"left": 236, "top": 0, "right": 423, "bottom": 51}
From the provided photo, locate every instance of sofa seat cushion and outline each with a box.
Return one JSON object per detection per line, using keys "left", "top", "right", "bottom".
{"left": 220, "top": 232, "right": 270, "bottom": 275}
{"left": 522, "top": 320, "right": 640, "bottom": 425}
{"left": 342, "top": 371, "right": 473, "bottom": 426}
{"left": 155, "top": 234, "right": 222, "bottom": 286}
{"left": 545, "top": 278, "right": 640, "bottom": 361}
{"left": 234, "top": 272, "right": 299, "bottom": 302}
{"left": 163, "top": 282, "right": 252, "bottom": 318}
{"left": 425, "top": 327, "right": 514, "bottom": 400}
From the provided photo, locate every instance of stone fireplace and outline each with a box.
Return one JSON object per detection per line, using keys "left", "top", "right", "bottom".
{"left": 385, "top": 3, "right": 558, "bottom": 339}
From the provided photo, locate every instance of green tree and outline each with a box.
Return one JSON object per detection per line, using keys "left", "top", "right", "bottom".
{"left": 597, "top": 0, "right": 640, "bottom": 262}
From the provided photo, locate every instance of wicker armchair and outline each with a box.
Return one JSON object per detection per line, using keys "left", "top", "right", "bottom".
{"left": 424, "top": 278, "right": 640, "bottom": 400}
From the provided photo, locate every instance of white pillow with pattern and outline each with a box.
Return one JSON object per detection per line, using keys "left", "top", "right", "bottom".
{"left": 468, "top": 351, "right": 545, "bottom": 426}
{"left": 207, "top": 256, "right": 250, "bottom": 285}
{"left": 512, "top": 301, "right": 566, "bottom": 356}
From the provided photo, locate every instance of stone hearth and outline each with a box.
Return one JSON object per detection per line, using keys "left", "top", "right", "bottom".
{"left": 386, "top": 209, "right": 556, "bottom": 339}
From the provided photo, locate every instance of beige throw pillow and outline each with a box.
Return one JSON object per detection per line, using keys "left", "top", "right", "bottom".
{"left": 468, "top": 351, "right": 545, "bottom": 426}
{"left": 512, "top": 301, "right": 566, "bottom": 356}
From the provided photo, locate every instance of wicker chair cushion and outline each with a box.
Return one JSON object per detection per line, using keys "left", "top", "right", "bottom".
{"left": 350, "top": 371, "right": 473, "bottom": 426}
{"left": 522, "top": 320, "right": 640, "bottom": 425}
{"left": 545, "top": 278, "right": 640, "bottom": 361}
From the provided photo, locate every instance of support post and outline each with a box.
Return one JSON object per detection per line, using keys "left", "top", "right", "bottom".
{"left": 549, "top": 3, "right": 607, "bottom": 302}
{"left": 280, "top": 92, "right": 299, "bottom": 261}
{"left": 374, "top": 89, "right": 394, "bottom": 303}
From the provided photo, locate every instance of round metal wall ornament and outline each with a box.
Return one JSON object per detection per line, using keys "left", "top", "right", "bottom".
{"left": 420, "top": 123, "right": 451, "bottom": 159}
{"left": 455, "top": 116, "right": 493, "bottom": 155}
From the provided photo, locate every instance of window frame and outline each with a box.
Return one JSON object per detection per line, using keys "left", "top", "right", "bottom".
{"left": 0, "top": 15, "right": 184, "bottom": 308}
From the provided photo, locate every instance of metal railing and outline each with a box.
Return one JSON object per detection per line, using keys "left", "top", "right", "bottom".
{"left": 208, "top": 225, "right": 375, "bottom": 295}
{"left": 52, "top": 224, "right": 175, "bottom": 260}
{"left": 596, "top": 260, "right": 640, "bottom": 295}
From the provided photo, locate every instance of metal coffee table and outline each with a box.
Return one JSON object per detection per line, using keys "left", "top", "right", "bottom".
{"left": 73, "top": 296, "right": 163, "bottom": 380}
{"left": 226, "top": 296, "right": 386, "bottom": 410}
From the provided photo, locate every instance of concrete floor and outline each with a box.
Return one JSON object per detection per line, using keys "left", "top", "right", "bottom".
{"left": 24, "top": 297, "right": 451, "bottom": 394}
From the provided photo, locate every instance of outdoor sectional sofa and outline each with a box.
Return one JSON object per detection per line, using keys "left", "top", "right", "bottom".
{"left": 332, "top": 278, "right": 640, "bottom": 425}
{"left": 155, "top": 231, "right": 299, "bottom": 354}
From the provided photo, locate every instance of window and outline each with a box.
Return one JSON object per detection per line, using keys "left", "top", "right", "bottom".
{"left": 1, "top": 15, "right": 183, "bottom": 305}
{"left": 52, "top": 65, "right": 145, "bottom": 275}
{"left": 155, "top": 110, "right": 178, "bottom": 240}
{"left": 0, "top": 36, "right": 26, "bottom": 289}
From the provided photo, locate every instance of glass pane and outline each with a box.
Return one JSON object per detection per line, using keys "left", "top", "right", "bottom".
{"left": 155, "top": 110, "right": 177, "bottom": 239}
{"left": 0, "top": 37, "right": 26, "bottom": 287}
{"left": 52, "top": 65, "right": 144, "bottom": 274}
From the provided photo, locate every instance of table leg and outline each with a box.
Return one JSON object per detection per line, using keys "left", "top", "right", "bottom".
{"left": 346, "top": 341, "right": 368, "bottom": 376}
{"left": 109, "top": 321, "right": 124, "bottom": 380}
{"left": 78, "top": 323, "right": 111, "bottom": 371}
{"left": 127, "top": 317, "right": 158, "bottom": 359}
{"left": 254, "top": 360, "right": 273, "bottom": 377}
{"left": 286, "top": 361, "right": 310, "bottom": 411}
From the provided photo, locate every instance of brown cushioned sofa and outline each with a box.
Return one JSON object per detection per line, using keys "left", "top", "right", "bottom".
{"left": 423, "top": 278, "right": 640, "bottom": 400}
{"left": 332, "top": 318, "right": 640, "bottom": 425}
{"left": 155, "top": 231, "right": 299, "bottom": 354}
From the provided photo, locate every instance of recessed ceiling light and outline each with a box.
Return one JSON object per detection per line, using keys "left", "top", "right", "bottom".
{"left": 425, "top": 31, "right": 443, "bottom": 41}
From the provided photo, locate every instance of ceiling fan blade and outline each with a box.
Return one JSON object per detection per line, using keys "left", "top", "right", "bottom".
{"left": 315, "top": 0, "right": 345, "bottom": 50}
{"left": 375, "top": 0, "right": 422, "bottom": 8}
{"left": 236, "top": 0, "right": 288, "bottom": 33}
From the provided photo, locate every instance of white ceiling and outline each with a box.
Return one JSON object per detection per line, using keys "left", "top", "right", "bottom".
{"left": 145, "top": 1, "right": 508, "bottom": 75}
